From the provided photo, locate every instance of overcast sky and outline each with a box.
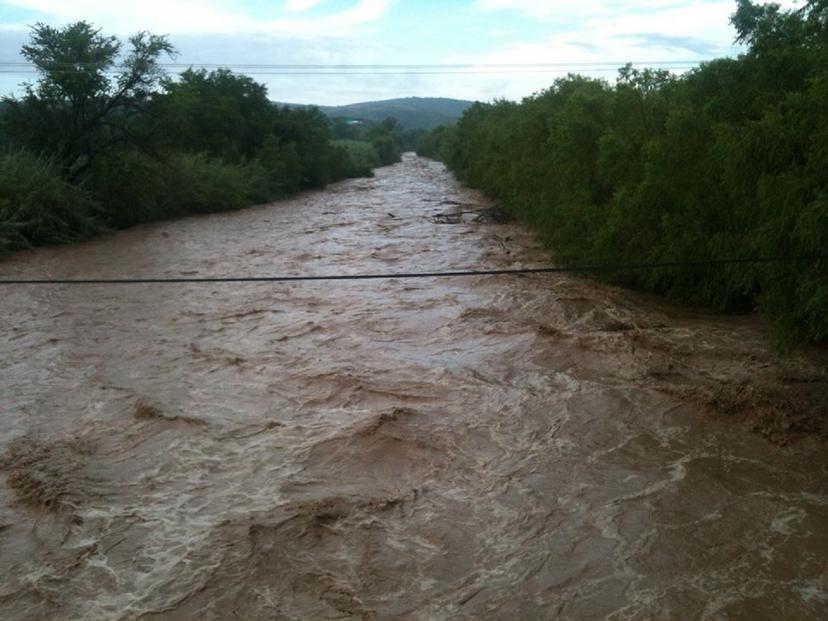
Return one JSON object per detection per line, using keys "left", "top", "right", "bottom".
{"left": 0, "top": 0, "right": 800, "bottom": 105}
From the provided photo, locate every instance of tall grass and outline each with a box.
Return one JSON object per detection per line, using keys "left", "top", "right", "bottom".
{"left": 87, "top": 151, "right": 275, "bottom": 228}
{"left": 0, "top": 150, "right": 103, "bottom": 252}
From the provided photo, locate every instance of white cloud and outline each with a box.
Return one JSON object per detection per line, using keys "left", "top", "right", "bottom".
{"left": 463, "top": 2, "right": 746, "bottom": 67}
{"left": 285, "top": 0, "right": 326, "bottom": 12}
{"left": 437, "top": 1, "right": 768, "bottom": 102}
{"left": 475, "top": 0, "right": 804, "bottom": 25}
{"left": 0, "top": 0, "right": 809, "bottom": 105}
{"left": 476, "top": 0, "right": 687, "bottom": 20}
{"left": 1, "top": 0, "right": 391, "bottom": 36}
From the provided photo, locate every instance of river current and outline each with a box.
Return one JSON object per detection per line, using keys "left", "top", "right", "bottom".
{"left": 1, "top": 155, "right": 826, "bottom": 620}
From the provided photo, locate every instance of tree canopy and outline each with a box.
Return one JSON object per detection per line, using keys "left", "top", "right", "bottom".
{"left": 419, "top": 0, "right": 828, "bottom": 346}
{"left": 0, "top": 21, "right": 397, "bottom": 249}
{"left": 4, "top": 22, "right": 175, "bottom": 176}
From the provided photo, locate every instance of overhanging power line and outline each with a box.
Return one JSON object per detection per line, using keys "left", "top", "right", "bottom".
{"left": 0, "top": 60, "right": 710, "bottom": 69}
{"left": 1, "top": 256, "right": 823, "bottom": 286}
{"left": 0, "top": 59, "right": 708, "bottom": 76}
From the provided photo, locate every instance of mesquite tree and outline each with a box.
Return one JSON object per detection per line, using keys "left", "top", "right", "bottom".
{"left": 2, "top": 22, "right": 175, "bottom": 177}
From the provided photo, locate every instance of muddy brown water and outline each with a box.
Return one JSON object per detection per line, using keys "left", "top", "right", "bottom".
{"left": 0, "top": 155, "right": 826, "bottom": 620}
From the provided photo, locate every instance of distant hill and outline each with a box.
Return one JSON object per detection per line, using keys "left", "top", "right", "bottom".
{"left": 279, "top": 97, "right": 475, "bottom": 130}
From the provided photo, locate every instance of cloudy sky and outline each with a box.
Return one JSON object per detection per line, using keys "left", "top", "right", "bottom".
{"left": 0, "top": 0, "right": 799, "bottom": 105}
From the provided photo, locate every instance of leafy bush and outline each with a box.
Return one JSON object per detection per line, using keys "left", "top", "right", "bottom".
{"left": 161, "top": 152, "right": 272, "bottom": 216}
{"left": 332, "top": 139, "right": 381, "bottom": 177}
{"left": 85, "top": 149, "right": 169, "bottom": 228}
{"left": 0, "top": 150, "right": 102, "bottom": 252}
{"left": 415, "top": 125, "right": 455, "bottom": 161}
{"left": 371, "top": 135, "right": 402, "bottom": 166}
{"left": 256, "top": 136, "right": 304, "bottom": 197}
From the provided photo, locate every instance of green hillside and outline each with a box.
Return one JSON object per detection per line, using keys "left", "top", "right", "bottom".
{"left": 279, "top": 97, "right": 475, "bottom": 130}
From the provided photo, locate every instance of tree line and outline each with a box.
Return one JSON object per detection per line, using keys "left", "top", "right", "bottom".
{"left": 417, "top": 0, "right": 828, "bottom": 346}
{"left": 330, "top": 116, "right": 406, "bottom": 172}
{"left": 0, "top": 22, "right": 403, "bottom": 252}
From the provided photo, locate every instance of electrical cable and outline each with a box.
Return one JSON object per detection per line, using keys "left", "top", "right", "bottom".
{"left": 1, "top": 256, "right": 824, "bottom": 286}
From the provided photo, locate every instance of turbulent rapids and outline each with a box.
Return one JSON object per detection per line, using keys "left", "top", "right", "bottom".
{"left": 1, "top": 155, "right": 826, "bottom": 620}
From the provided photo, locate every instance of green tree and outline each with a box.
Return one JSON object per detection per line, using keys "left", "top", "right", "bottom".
{"left": 424, "top": 0, "right": 828, "bottom": 345}
{"left": 2, "top": 22, "right": 174, "bottom": 177}
{"left": 155, "top": 68, "right": 272, "bottom": 161}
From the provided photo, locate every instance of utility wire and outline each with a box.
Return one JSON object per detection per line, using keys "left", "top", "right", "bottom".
{"left": 0, "top": 60, "right": 710, "bottom": 69}
{"left": 0, "top": 60, "right": 706, "bottom": 76}
{"left": 0, "top": 68, "right": 699, "bottom": 76}
{"left": 1, "top": 256, "right": 824, "bottom": 286}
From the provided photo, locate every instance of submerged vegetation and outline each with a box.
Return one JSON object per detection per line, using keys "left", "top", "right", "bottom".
{"left": 418, "top": 0, "right": 828, "bottom": 346}
{"left": 0, "top": 22, "right": 402, "bottom": 252}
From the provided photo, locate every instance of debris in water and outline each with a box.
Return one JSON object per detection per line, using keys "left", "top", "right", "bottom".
{"left": 0, "top": 436, "right": 90, "bottom": 513}
{"left": 133, "top": 400, "right": 207, "bottom": 427}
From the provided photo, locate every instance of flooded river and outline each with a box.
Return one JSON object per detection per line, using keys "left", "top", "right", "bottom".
{"left": 1, "top": 155, "right": 826, "bottom": 620}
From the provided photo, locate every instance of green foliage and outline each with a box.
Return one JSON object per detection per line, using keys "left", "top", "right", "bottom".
{"left": 331, "top": 139, "right": 381, "bottom": 177}
{"left": 85, "top": 148, "right": 168, "bottom": 228}
{"left": 86, "top": 149, "right": 273, "bottom": 228}
{"left": 415, "top": 125, "right": 455, "bottom": 160}
{"left": 371, "top": 134, "right": 402, "bottom": 166}
{"left": 276, "top": 106, "right": 340, "bottom": 188}
{"left": 256, "top": 136, "right": 304, "bottom": 196}
{"left": 0, "top": 150, "right": 102, "bottom": 252}
{"left": 2, "top": 22, "right": 175, "bottom": 177}
{"left": 155, "top": 68, "right": 272, "bottom": 162}
{"left": 0, "top": 21, "right": 398, "bottom": 257}
{"left": 159, "top": 153, "right": 272, "bottom": 216}
{"left": 313, "top": 97, "right": 474, "bottom": 130}
{"left": 422, "top": 2, "right": 828, "bottom": 346}
{"left": 330, "top": 115, "right": 406, "bottom": 164}
{"left": 152, "top": 71, "right": 356, "bottom": 190}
